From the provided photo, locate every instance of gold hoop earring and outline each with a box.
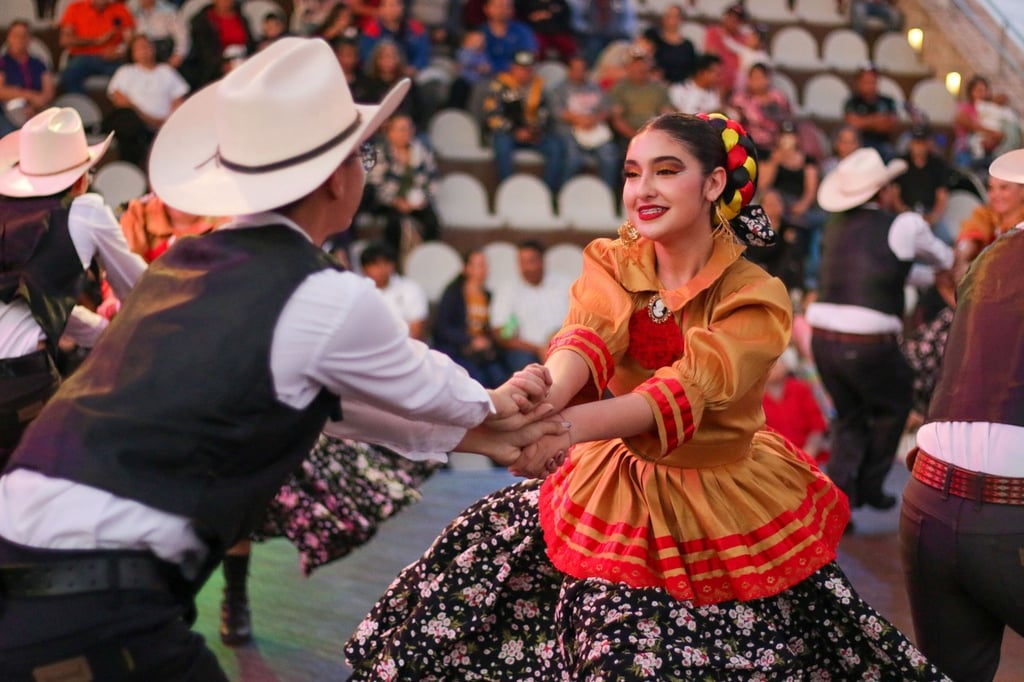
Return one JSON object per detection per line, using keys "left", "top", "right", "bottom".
{"left": 618, "top": 219, "right": 639, "bottom": 245}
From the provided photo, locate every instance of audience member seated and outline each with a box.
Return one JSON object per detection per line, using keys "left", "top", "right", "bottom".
{"left": 481, "top": 49, "right": 567, "bottom": 193}
{"left": 433, "top": 248, "right": 510, "bottom": 388}
{"left": 850, "top": 0, "right": 903, "bottom": 34}
{"left": 574, "top": 0, "right": 636, "bottom": 67}
{"left": 728, "top": 62, "right": 793, "bottom": 159}
{"left": 367, "top": 113, "right": 442, "bottom": 258}
{"left": 179, "top": 0, "right": 256, "bottom": 90}
{"left": 515, "top": 0, "right": 576, "bottom": 62}
{"left": 359, "top": 242, "right": 430, "bottom": 342}
{"left": 360, "top": 0, "right": 431, "bottom": 71}
{"left": 608, "top": 47, "right": 672, "bottom": 148}
{"left": 843, "top": 64, "right": 899, "bottom": 161}
{"left": 668, "top": 52, "right": 722, "bottom": 115}
{"left": 448, "top": 29, "right": 492, "bottom": 109}
{"left": 103, "top": 35, "right": 189, "bottom": 168}
{"left": 58, "top": 0, "right": 135, "bottom": 94}
{"left": 820, "top": 124, "right": 862, "bottom": 177}
{"left": 952, "top": 74, "right": 1022, "bottom": 173}
{"left": 0, "top": 20, "right": 56, "bottom": 136}
{"left": 364, "top": 40, "right": 429, "bottom": 129}
{"left": 642, "top": 4, "right": 696, "bottom": 85}
{"left": 702, "top": 2, "right": 750, "bottom": 99}
{"left": 745, "top": 188, "right": 807, "bottom": 294}
{"left": 719, "top": 23, "right": 770, "bottom": 95}
{"left": 481, "top": 0, "right": 538, "bottom": 73}
{"left": 129, "top": 0, "right": 188, "bottom": 67}
{"left": 763, "top": 346, "right": 829, "bottom": 466}
{"left": 119, "top": 192, "right": 224, "bottom": 262}
{"left": 291, "top": 0, "right": 343, "bottom": 36}
{"left": 334, "top": 36, "right": 372, "bottom": 103}
{"left": 258, "top": 10, "right": 290, "bottom": 50}
{"left": 551, "top": 54, "right": 619, "bottom": 190}
{"left": 895, "top": 124, "right": 952, "bottom": 243}
{"left": 490, "top": 240, "right": 571, "bottom": 371}
{"left": 314, "top": 2, "right": 357, "bottom": 41}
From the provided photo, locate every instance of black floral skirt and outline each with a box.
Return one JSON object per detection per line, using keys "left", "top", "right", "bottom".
{"left": 253, "top": 434, "right": 440, "bottom": 575}
{"left": 345, "top": 480, "right": 951, "bottom": 681}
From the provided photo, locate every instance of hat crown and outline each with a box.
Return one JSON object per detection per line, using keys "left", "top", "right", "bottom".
{"left": 835, "top": 148, "right": 888, "bottom": 193}
{"left": 215, "top": 38, "right": 360, "bottom": 169}
{"left": 19, "top": 107, "right": 91, "bottom": 176}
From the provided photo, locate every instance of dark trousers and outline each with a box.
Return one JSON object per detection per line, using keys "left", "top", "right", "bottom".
{"left": 103, "top": 107, "right": 155, "bottom": 169}
{"left": 0, "top": 350, "right": 61, "bottom": 469}
{"left": 0, "top": 536, "right": 227, "bottom": 681}
{"left": 900, "top": 478, "right": 1024, "bottom": 682}
{"left": 811, "top": 333, "right": 912, "bottom": 506}
{"left": 382, "top": 205, "right": 441, "bottom": 258}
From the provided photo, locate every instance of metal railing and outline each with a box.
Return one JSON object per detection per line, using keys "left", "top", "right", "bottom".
{"left": 951, "top": 0, "right": 1024, "bottom": 80}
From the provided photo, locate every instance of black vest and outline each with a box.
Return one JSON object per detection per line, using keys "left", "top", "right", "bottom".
{"left": 10, "top": 226, "right": 342, "bottom": 552}
{"left": 927, "top": 229, "right": 1024, "bottom": 427}
{"left": 817, "top": 208, "right": 912, "bottom": 317}
{"left": 0, "top": 196, "right": 84, "bottom": 356}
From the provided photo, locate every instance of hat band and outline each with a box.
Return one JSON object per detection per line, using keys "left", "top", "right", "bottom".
{"left": 215, "top": 113, "right": 362, "bottom": 174}
{"left": 19, "top": 155, "right": 91, "bottom": 178}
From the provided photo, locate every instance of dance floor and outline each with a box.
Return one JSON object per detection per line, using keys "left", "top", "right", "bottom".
{"left": 195, "top": 458, "right": 1024, "bottom": 681}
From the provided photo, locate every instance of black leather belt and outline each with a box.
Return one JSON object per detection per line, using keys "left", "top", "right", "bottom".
{"left": 0, "top": 554, "right": 173, "bottom": 598}
{"left": 0, "top": 349, "right": 53, "bottom": 378}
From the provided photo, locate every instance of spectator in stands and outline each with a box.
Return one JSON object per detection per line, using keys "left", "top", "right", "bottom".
{"left": 481, "top": 49, "right": 567, "bottom": 193}
{"left": 367, "top": 113, "right": 441, "bottom": 258}
{"left": 360, "top": 0, "right": 432, "bottom": 71}
{"left": 763, "top": 346, "right": 828, "bottom": 465}
{"left": 129, "top": 0, "right": 189, "bottom": 67}
{"left": 820, "top": 124, "right": 862, "bottom": 177}
{"left": 728, "top": 62, "right": 793, "bottom": 159}
{"left": 895, "top": 124, "right": 952, "bottom": 244}
{"left": 516, "top": 0, "right": 576, "bottom": 63}
{"left": 314, "top": 2, "right": 356, "bottom": 41}
{"left": 179, "top": 0, "right": 256, "bottom": 90}
{"left": 491, "top": 240, "right": 571, "bottom": 371}
{"left": 551, "top": 54, "right": 619, "bottom": 190}
{"left": 843, "top": 64, "right": 899, "bottom": 162}
{"left": 448, "top": 29, "right": 492, "bottom": 109}
{"left": 103, "top": 34, "right": 189, "bottom": 168}
{"left": 850, "top": 0, "right": 903, "bottom": 34}
{"left": 481, "top": 0, "right": 538, "bottom": 73}
{"left": 364, "top": 40, "right": 429, "bottom": 129}
{"left": 668, "top": 52, "right": 722, "bottom": 115}
{"left": 433, "top": 248, "right": 510, "bottom": 388}
{"left": 608, "top": 47, "right": 673, "bottom": 147}
{"left": 745, "top": 188, "right": 807, "bottom": 294}
{"left": 291, "top": 0, "right": 342, "bottom": 36}
{"left": 719, "top": 23, "right": 770, "bottom": 95}
{"left": 360, "top": 242, "right": 430, "bottom": 342}
{"left": 642, "top": 4, "right": 696, "bottom": 85}
{"left": 759, "top": 121, "right": 825, "bottom": 233}
{"left": 703, "top": 2, "right": 750, "bottom": 99}
{"left": 258, "top": 10, "right": 290, "bottom": 51}
{"left": 952, "top": 74, "right": 1021, "bottom": 172}
{"left": 571, "top": 0, "right": 636, "bottom": 68}
{"left": 58, "top": 0, "right": 135, "bottom": 95}
{"left": 334, "top": 36, "right": 372, "bottom": 103}
{"left": 0, "top": 20, "right": 56, "bottom": 137}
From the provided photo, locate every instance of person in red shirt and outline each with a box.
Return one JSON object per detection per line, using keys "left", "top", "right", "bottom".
{"left": 180, "top": 0, "right": 257, "bottom": 89}
{"left": 763, "top": 346, "right": 829, "bottom": 464}
{"left": 58, "top": 0, "right": 135, "bottom": 94}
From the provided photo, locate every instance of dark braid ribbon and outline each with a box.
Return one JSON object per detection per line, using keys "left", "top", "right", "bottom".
{"left": 698, "top": 112, "right": 777, "bottom": 246}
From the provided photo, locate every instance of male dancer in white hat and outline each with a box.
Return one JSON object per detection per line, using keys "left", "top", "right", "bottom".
{"left": 0, "top": 37, "right": 564, "bottom": 681}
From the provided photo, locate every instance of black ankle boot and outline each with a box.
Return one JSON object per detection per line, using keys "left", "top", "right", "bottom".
{"left": 220, "top": 553, "right": 253, "bottom": 646}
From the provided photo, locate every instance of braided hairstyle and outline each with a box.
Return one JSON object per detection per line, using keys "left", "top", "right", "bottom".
{"left": 635, "top": 112, "right": 776, "bottom": 246}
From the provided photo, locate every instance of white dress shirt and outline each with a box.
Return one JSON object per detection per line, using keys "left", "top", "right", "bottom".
{"left": 0, "top": 213, "right": 493, "bottom": 568}
{"left": 129, "top": 0, "right": 190, "bottom": 61}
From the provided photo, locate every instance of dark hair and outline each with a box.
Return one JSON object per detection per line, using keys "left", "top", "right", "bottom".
{"left": 694, "top": 53, "right": 723, "bottom": 73}
{"left": 360, "top": 241, "right": 397, "bottom": 267}
{"left": 461, "top": 247, "right": 484, "bottom": 265}
{"left": 748, "top": 61, "right": 771, "bottom": 77}
{"left": 8, "top": 19, "right": 30, "bottom": 32}
{"left": 517, "top": 239, "right": 545, "bottom": 255}
{"left": 965, "top": 74, "right": 989, "bottom": 101}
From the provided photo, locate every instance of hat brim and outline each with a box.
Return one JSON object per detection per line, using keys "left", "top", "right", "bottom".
{"left": 0, "top": 131, "right": 113, "bottom": 198}
{"left": 817, "top": 159, "right": 908, "bottom": 213}
{"left": 149, "top": 78, "right": 410, "bottom": 216}
{"left": 989, "top": 149, "right": 1024, "bottom": 184}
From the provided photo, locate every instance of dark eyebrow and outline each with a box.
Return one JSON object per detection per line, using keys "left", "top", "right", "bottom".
{"left": 624, "top": 155, "right": 685, "bottom": 166}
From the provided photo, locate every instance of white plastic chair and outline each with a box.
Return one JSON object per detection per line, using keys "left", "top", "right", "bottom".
{"left": 942, "top": 190, "right": 983, "bottom": 235}
{"left": 769, "top": 26, "right": 823, "bottom": 72}
{"left": 910, "top": 78, "right": 956, "bottom": 126}
{"left": 482, "top": 241, "right": 520, "bottom": 293}
{"left": 877, "top": 75, "right": 908, "bottom": 119}
{"left": 0, "top": 0, "right": 40, "bottom": 27}
{"left": 544, "top": 242, "right": 584, "bottom": 281}
{"left": 793, "top": 0, "right": 847, "bottom": 26}
{"left": 494, "top": 174, "right": 567, "bottom": 231}
{"left": 772, "top": 71, "right": 801, "bottom": 114}
{"left": 536, "top": 60, "right": 568, "bottom": 92}
{"left": 681, "top": 23, "right": 706, "bottom": 53}
{"left": 434, "top": 172, "right": 504, "bottom": 230}
{"left": 872, "top": 32, "right": 931, "bottom": 77}
{"left": 91, "top": 161, "right": 148, "bottom": 210}
{"left": 53, "top": 92, "right": 105, "bottom": 141}
{"left": 801, "top": 74, "right": 851, "bottom": 122}
{"left": 404, "top": 241, "right": 463, "bottom": 304}
{"left": 693, "top": 0, "right": 734, "bottom": 20}
{"left": 747, "top": 0, "right": 798, "bottom": 23}
{"left": 427, "top": 108, "right": 493, "bottom": 161}
{"left": 557, "top": 175, "right": 619, "bottom": 234}
{"left": 821, "top": 29, "right": 870, "bottom": 72}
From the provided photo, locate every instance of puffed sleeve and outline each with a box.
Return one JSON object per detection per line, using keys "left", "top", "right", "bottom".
{"left": 629, "top": 273, "right": 792, "bottom": 455}
{"left": 546, "top": 239, "right": 633, "bottom": 400}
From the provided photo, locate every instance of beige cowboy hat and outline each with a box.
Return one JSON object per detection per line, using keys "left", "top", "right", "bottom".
{"left": 149, "top": 37, "right": 409, "bottom": 216}
{"left": 817, "top": 147, "right": 908, "bottom": 213}
{"left": 989, "top": 148, "right": 1024, "bottom": 183}
{"left": 0, "top": 107, "right": 113, "bottom": 197}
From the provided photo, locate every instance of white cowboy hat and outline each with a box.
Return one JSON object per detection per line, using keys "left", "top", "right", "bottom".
{"left": 817, "top": 147, "right": 908, "bottom": 213}
{"left": 989, "top": 149, "right": 1024, "bottom": 183}
{"left": 0, "top": 107, "right": 113, "bottom": 198}
{"left": 149, "top": 37, "right": 409, "bottom": 216}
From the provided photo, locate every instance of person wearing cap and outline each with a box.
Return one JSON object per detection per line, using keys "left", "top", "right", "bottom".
{"left": 0, "top": 38, "right": 565, "bottom": 680}
{"left": 481, "top": 48, "right": 567, "bottom": 192}
{"left": 843, "top": 64, "right": 900, "bottom": 162}
{"left": 0, "top": 107, "right": 145, "bottom": 468}
{"left": 895, "top": 124, "right": 952, "bottom": 244}
{"left": 899, "top": 147, "right": 1024, "bottom": 682}
{"left": 808, "top": 147, "right": 953, "bottom": 524}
